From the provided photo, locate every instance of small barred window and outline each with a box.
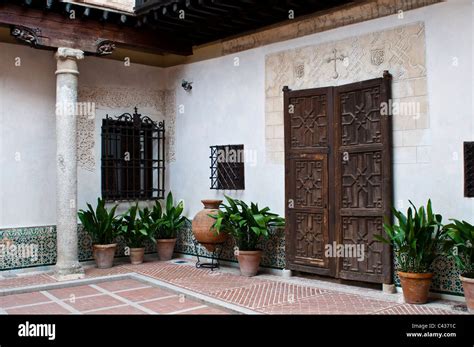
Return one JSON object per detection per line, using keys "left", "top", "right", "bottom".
{"left": 101, "top": 108, "right": 165, "bottom": 201}
{"left": 210, "top": 144, "right": 245, "bottom": 190}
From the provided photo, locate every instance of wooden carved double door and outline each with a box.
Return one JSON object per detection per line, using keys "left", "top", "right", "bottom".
{"left": 284, "top": 74, "right": 393, "bottom": 284}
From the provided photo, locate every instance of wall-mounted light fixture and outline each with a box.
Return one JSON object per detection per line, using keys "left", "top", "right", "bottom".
{"left": 181, "top": 80, "right": 193, "bottom": 92}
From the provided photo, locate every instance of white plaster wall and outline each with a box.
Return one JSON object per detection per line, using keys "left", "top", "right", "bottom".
{"left": 163, "top": 51, "right": 275, "bottom": 219}
{"left": 0, "top": 45, "right": 166, "bottom": 227}
{"left": 410, "top": 0, "right": 473, "bottom": 219}
{"left": 0, "top": 0, "right": 472, "bottom": 228}
{"left": 168, "top": 0, "right": 474, "bottom": 221}
{"left": 0, "top": 45, "right": 57, "bottom": 227}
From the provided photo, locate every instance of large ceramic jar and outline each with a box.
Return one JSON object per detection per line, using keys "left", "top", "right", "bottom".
{"left": 192, "top": 200, "right": 227, "bottom": 251}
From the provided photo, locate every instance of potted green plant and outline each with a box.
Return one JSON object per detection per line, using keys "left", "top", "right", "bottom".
{"left": 120, "top": 203, "right": 156, "bottom": 265}
{"left": 375, "top": 200, "right": 445, "bottom": 304}
{"left": 444, "top": 219, "right": 474, "bottom": 312}
{"left": 78, "top": 198, "right": 120, "bottom": 269}
{"left": 210, "top": 195, "right": 285, "bottom": 277}
{"left": 150, "top": 192, "right": 188, "bottom": 261}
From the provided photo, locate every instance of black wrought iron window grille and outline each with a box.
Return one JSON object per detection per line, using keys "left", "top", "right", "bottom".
{"left": 101, "top": 108, "right": 165, "bottom": 201}
{"left": 465, "top": 142, "right": 474, "bottom": 198}
{"left": 210, "top": 144, "right": 245, "bottom": 190}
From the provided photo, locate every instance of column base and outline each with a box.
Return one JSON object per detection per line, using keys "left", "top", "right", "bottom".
{"left": 281, "top": 269, "right": 293, "bottom": 279}
{"left": 53, "top": 262, "right": 85, "bottom": 281}
{"left": 382, "top": 283, "right": 397, "bottom": 294}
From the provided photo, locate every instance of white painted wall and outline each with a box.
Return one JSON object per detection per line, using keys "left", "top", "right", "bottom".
{"left": 0, "top": 45, "right": 57, "bottom": 227}
{"left": 164, "top": 51, "right": 275, "bottom": 218}
{"left": 0, "top": 45, "right": 165, "bottom": 227}
{"left": 0, "top": 0, "right": 472, "bottom": 228}
{"left": 168, "top": 0, "right": 474, "bottom": 221}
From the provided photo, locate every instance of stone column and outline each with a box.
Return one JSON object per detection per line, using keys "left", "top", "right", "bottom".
{"left": 53, "top": 47, "right": 85, "bottom": 281}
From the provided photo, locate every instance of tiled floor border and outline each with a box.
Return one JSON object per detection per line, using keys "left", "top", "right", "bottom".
{"left": 0, "top": 272, "right": 258, "bottom": 315}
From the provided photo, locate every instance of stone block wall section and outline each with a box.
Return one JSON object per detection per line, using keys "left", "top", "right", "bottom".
{"left": 264, "top": 22, "right": 430, "bottom": 166}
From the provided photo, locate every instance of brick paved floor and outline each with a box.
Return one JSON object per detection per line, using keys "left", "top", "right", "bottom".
{"left": 0, "top": 258, "right": 467, "bottom": 315}
{"left": 0, "top": 277, "right": 230, "bottom": 315}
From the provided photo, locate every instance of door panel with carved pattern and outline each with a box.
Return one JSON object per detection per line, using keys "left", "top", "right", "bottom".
{"left": 334, "top": 77, "right": 392, "bottom": 284}
{"left": 284, "top": 87, "right": 335, "bottom": 276}
{"left": 284, "top": 74, "right": 392, "bottom": 284}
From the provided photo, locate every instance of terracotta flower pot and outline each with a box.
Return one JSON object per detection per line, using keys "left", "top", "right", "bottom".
{"left": 460, "top": 274, "right": 474, "bottom": 313}
{"left": 129, "top": 247, "right": 145, "bottom": 265}
{"left": 156, "top": 238, "right": 177, "bottom": 261}
{"left": 93, "top": 243, "right": 117, "bottom": 269}
{"left": 237, "top": 250, "right": 262, "bottom": 277}
{"left": 398, "top": 271, "right": 433, "bottom": 304}
{"left": 192, "top": 200, "right": 228, "bottom": 252}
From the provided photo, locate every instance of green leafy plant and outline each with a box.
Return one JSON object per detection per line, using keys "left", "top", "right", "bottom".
{"left": 78, "top": 198, "right": 120, "bottom": 245}
{"left": 444, "top": 219, "right": 474, "bottom": 277}
{"left": 120, "top": 203, "right": 156, "bottom": 248}
{"left": 151, "top": 192, "right": 188, "bottom": 239}
{"left": 375, "top": 199, "right": 445, "bottom": 273}
{"left": 210, "top": 195, "right": 285, "bottom": 251}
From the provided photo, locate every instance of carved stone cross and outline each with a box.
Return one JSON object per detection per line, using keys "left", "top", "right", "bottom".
{"left": 326, "top": 48, "right": 347, "bottom": 79}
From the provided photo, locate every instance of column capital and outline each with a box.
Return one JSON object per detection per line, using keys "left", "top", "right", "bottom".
{"left": 55, "top": 47, "right": 84, "bottom": 61}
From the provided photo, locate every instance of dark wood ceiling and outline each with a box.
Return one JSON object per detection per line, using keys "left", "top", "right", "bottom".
{"left": 1, "top": 0, "right": 138, "bottom": 27}
{"left": 0, "top": 0, "right": 355, "bottom": 55}
{"left": 134, "top": 0, "right": 356, "bottom": 46}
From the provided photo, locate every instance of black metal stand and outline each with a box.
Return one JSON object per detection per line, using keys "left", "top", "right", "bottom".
{"left": 193, "top": 238, "right": 224, "bottom": 271}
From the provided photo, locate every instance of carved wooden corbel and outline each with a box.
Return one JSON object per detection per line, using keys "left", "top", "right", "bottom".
{"left": 96, "top": 40, "right": 116, "bottom": 55}
{"left": 10, "top": 25, "right": 40, "bottom": 46}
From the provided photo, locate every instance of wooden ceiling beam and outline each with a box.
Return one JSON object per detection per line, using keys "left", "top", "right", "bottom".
{"left": 45, "top": 0, "right": 54, "bottom": 10}
{"left": 0, "top": 3, "right": 192, "bottom": 56}
{"left": 158, "top": 5, "right": 222, "bottom": 36}
{"left": 197, "top": 0, "right": 262, "bottom": 29}
{"left": 184, "top": 0, "right": 247, "bottom": 30}
{"left": 150, "top": 22, "right": 216, "bottom": 42}
{"left": 194, "top": 0, "right": 228, "bottom": 14}
{"left": 150, "top": 10, "right": 197, "bottom": 30}
{"left": 206, "top": 0, "right": 278, "bottom": 32}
